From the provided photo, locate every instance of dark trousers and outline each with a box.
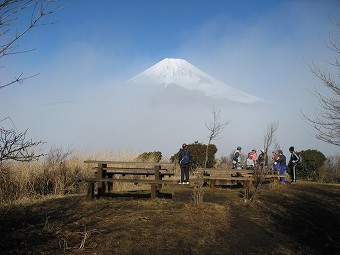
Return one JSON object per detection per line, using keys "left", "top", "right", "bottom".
{"left": 290, "top": 164, "right": 297, "bottom": 182}
{"left": 180, "top": 164, "right": 189, "bottom": 182}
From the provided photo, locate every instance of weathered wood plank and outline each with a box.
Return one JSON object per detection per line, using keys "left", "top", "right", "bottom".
{"left": 84, "top": 160, "right": 175, "bottom": 166}
{"left": 74, "top": 176, "right": 178, "bottom": 185}
{"left": 105, "top": 172, "right": 174, "bottom": 176}
{"left": 93, "top": 167, "right": 172, "bottom": 171}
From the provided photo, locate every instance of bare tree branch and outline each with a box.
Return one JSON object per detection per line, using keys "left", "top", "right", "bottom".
{"left": 0, "top": 0, "right": 64, "bottom": 89}
{"left": 204, "top": 107, "right": 230, "bottom": 168}
{"left": 0, "top": 127, "right": 44, "bottom": 163}
{"left": 263, "top": 121, "right": 279, "bottom": 166}
{"left": 302, "top": 24, "right": 340, "bottom": 146}
{"left": 0, "top": 72, "right": 38, "bottom": 89}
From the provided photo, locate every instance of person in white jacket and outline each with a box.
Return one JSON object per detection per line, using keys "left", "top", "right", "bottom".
{"left": 232, "top": 146, "right": 242, "bottom": 169}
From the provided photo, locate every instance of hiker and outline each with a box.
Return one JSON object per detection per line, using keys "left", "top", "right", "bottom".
{"left": 271, "top": 151, "right": 280, "bottom": 171}
{"left": 246, "top": 152, "right": 255, "bottom": 170}
{"left": 232, "top": 146, "right": 242, "bottom": 169}
{"left": 289, "top": 146, "right": 299, "bottom": 184}
{"left": 251, "top": 149, "right": 258, "bottom": 168}
{"left": 178, "top": 143, "right": 190, "bottom": 184}
{"left": 274, "top": 150, "right": 287, "bottom": 184}
{"left": 258, "top": 149, "right": 265, "bottom": 170}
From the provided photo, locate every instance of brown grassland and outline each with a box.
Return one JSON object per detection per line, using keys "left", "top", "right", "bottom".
{"left": 0, "top": 180, "right": 339, "bottom": 255}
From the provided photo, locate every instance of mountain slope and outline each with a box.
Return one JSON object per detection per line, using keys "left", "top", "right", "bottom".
{"left": 126, "top": 58, "right": 265, "bottom": 104}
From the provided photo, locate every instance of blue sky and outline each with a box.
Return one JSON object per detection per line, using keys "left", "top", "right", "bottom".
{"left": 1, "top": 0, "right": 340, "bottom": 158}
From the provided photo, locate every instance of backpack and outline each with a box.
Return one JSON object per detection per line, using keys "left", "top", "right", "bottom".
{"left": 293, "top": 152, "right": 301, "bottom": 164}
{"left": 297, "top": 153, "right": 302, "bottom": 164}
{"left": 233, "top": 151, "right": 240, "bottom": 161}
{"left": 180, "top": 149, "right": 190, "bottom": 165}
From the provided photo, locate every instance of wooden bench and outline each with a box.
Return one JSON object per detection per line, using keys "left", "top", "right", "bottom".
{"left": 75, "top": 161, "right": 176, "bottom": 200}
{"left": 74, "top": 176, "right": 178, "bottom": 199}
{"left": 194, "top": 168, "right": 288, "bottom": 189}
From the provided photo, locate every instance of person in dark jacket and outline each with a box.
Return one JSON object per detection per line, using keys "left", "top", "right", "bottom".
{"left": 289, "top": 146, "right": 299, "bottom": 184}
{"left": 275, "top": 150, "right": 287, "bottom": 184}
{"left": 232, "top": 146, "right": 242, "bottom": 169}
{"left": 178, "top": 143, "right": 190, "bottom": 184}
{"left": 257, "top": 149, "right": 265, "bottom": 170}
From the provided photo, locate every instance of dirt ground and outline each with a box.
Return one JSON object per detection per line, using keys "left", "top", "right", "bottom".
{"left": 0, "top": 181, "right": 339, "bottom": 255}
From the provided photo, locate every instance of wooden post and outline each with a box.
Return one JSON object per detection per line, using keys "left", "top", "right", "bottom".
{"left": 151, "top": 165, "right": 161, "bottom": 199}
{"left": 97, "top": 163, "right": 107, "bottom": 198}
{"left": 247, "top": 179, "right": 254, "bottom": 191}
{"left": 107, "top": 172, "right": 113, "bottom": 192}
{"left": 210, "top": 179, "right": 216, "bottom": 189}
{"left": 87, "top": 182, "right": 94, "bottom": 200}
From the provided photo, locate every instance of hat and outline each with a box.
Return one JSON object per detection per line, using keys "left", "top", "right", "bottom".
{"left": 237, "top": 146, "right": 242, "bottom": 150}
{"left": 278, "top": 150, "right": 283, "bottom": 154}
{"left": 289, "top": 146, "right": 294, "bottom": 152}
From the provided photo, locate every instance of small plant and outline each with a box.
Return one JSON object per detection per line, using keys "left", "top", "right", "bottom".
{"left": 192, "top": 172, "right": 205, "bottom": 204}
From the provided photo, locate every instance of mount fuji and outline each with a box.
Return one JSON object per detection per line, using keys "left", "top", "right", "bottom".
{"left": 125, "top": 58, "right": 265, "bottom": 104}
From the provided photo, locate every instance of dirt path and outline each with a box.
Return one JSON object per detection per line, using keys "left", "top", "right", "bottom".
{"left": 0, "top": 181, "right": 339, "bottom": 255}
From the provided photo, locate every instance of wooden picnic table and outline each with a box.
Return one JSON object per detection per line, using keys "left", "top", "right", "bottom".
{"left": 194, "top": 168, "right": 287, "bottom": 189}
{"left": 76, "top": 161, "right": 176, "bottom": 199}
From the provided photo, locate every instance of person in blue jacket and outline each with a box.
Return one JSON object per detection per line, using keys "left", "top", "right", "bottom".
{"left": 275, "top": 150, "right": 287, "bottom": 184}
{"left": 178, "top": 143, "right": 190, "bottom": 184}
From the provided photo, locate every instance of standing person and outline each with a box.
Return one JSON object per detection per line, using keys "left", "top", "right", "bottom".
{"left": 178, "top": 143, "right": 190, "bottom": 184}
{"left": 289, "top": 146, "right": 299, "bottom": 184}
{"left": 271, "top": 151, "right": 280, "bottom": 171}
{"left": 246, "top": 152, "right": 255, "bottom": 170}
{"left": 232, "top": 146, "right": 242, "bottom": 169}
{"left": 275, "top": 150, "right": 287, "bottom": 184}
{"left": 252, "top": 149, "right": 258, "bottom": 168}
{"left": 258, "top": 149, "right": 265, "bottom": 170}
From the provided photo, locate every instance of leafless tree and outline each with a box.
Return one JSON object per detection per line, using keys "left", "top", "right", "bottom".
{"left": 1, "top": 0, "right": 63, "bottom": 89}
{"left": 204, "top": 107, "right": 229, "bottom": 168}
{"left": 263, "top": 121, "right": 279, "bottom": 166}
{"left": 0, "top": 127, "right": 44, "bottom": 163}
{"left": 302, "top": 24, "right": 340, "bottom": 146}
{"left": 1, "top": 1, "right": 63, "bottom": 163}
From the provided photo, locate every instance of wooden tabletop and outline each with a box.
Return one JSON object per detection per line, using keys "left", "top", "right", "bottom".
{"left": 84, "top": 160, "right": 175, "bottom": 166}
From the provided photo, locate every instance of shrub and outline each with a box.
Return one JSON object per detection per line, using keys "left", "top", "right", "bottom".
{"left": 296, "top": 149, "right": 327, "bottom": 181}
{"left": 170, "top": 142, "right": 217, "bottom": 169}
{"left": 135, "top": 151, "right": 162, "bottom": 162}
{"left": 317, "top": 155, "right": 340, "bottom": 183}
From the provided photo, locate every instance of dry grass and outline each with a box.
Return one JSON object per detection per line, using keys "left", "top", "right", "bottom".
{"left": 0, "top": 147, "right": 151, "bottom": 205}
{"left": 0, "top": 147, "right": 181, "bottom": 205}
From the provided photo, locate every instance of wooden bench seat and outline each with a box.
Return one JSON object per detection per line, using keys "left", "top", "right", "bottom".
{"left": 74, "top": 176, "right": 177, "bottom": 184}
{"left": 105, "top": 172, "right": 174, "bottom": 177}
{"left": 94, "top": 166, "right": 171, "bottom": 171}
{"left": 201, "top": 176, "right": 253, "bottom": 181}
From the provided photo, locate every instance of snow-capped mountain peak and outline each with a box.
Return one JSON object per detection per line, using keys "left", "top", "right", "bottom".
{"left": 126, "top": 58, "right": 265, "bottom": 104}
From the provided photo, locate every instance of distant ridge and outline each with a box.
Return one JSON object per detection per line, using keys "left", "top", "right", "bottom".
{"left": 126, "top": 58, "right": 265, "bottom": 104}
